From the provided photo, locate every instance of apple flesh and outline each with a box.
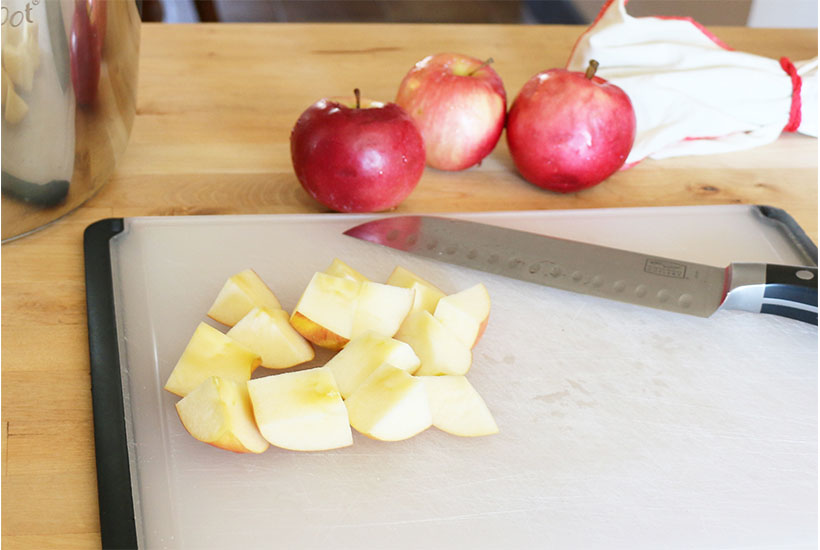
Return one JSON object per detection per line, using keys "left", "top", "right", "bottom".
{"left": 386, "top": 266, "right": 445, "bottom": 315}
{"left": 420, "top": 375, "right": 498, "bottom": 437}
{"left": 433, "top": 283, "right": 490, "bottom": 348}
{"left": 326, "top": 331, "right": 420, "bottom": 398}
{"left": 323, "top": 258, "right": 370, "bottom": 283}
{"left": 175, "top": 376, "right": 269, "bottom": 454}
{"left": 394, "top": 310, "right": 471, "bottom": 376}
{"left": 207, "top": 269, "right": 282, "bottom": 327}
{"left": 226, "top": 307, "right": 315, "bottom": 369}
{"left": 247, "top": 366, "right": 352, "bottom": 451}
{"left": 290, "top": 90, "right": 426, "bottom": 213}
{"left": 345, "top": 363, "right": 432, "bottom": 441}
{"left": 164, "top": 322, "right": 261, "bottom": 397}
{"left": 396, "top": 53, "right": 506, "bottom": 171}
{"left": 290, "top": 272, "right": 414, "bottom": 350}
{"left": 506, "top": 60, "right": 636, "bottom": 193}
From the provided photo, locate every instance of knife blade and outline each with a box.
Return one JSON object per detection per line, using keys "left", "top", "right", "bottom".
{"left": 344, "top": 215, "right": 818, "bottom": 325}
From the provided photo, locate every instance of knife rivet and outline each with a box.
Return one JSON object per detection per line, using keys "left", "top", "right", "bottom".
{"left": 488, "top": 254, "right": 499, "bottom": 264}
{"left": 467, "top": 249, "right": 478, "bottom": 260}
{"left": 406, "top": 234, "right": 418, "bottom": 246}
{"left": 796, "top": 269, "right": 814, "bottom": 280}
{"left": 635, "top": 284, "right": 647, "bottom": 298}
{"left": 550, "top": 265, "right": 561, "bottom": 277}
{"left": 679, "top": 294, "right": 693, "bottom": 308}
{"left": 426, "top": 239, "right": 438, "bottom": 250}
{"left": 528, "top": 263, "right": 540, "bottom": 274}
{"left": 592, "top": 275, "right": 603, "bottom": 287}
{"left": 614, "top": 280, "right": 626, "bottom": 292}
{"left": 446, "top": 245, "right": 457, "bottom": 255}
{"left": 509, "top": 258, "right": 524, "bottom": 269}
{"left": 657, "top": 289, "right": 670, "bottom": 303}
{"left": 571, "top": 271, "right": 583, "bottom": 282}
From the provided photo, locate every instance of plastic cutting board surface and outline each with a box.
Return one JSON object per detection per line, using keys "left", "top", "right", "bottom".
{"left": 95, "top": 205, "right": 817, "bottom": 549}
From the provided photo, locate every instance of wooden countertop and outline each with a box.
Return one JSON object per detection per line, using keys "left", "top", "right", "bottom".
{"left": 2, "top": 22, "right": 817, "bottom": 548}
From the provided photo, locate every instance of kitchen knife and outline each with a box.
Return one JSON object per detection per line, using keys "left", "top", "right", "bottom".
{"left": 344, "top": 215, "right": 818, "bottom": 325}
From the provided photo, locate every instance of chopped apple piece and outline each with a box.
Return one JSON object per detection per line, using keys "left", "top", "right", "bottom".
{"left": 207, "top": 269, "right": 282, "bottom": 327}
{"left": 386, "top": 266, "right": 446, "bottom": 315}
{"left": 226, "top": 307, "right": 314, "bottom": 369}
{"left": 175, "top": 376, "right": 269, "bottom": 454}
{"left": 420, "top": 375, "right": 498, "bottom": 437}
{"left": 433, "top": 283, "right": 491, "bottom": 348}
{"left": 164, "top": 322, "right": 261, "bottom": 397}
{"left": 248, "top": 367, "right": 352, "bottom": 451}
{"left": 324, "top": 258, "right": 370, "bottom": 283}
{"left": 394, "top": 310, "right": 471, "bottom": 376}
{"left": 326, "top": 331, "right": 420, "bottom": 398}
{"left": 290, "top": 272, "right": 360, "bottom": 350}
{"left": 352, "top": 281, "right": 414, "bottom": 340}
{"left": 290, "top": 273, "right": 414, "bottom": 350}
{"left": 345, "top": 363, "right": 432, "bottom": 441}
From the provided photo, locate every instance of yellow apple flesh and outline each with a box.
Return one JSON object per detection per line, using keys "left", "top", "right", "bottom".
{"left": 290, "top": 272, "right": 360, "bottom": 350}
{"left": 247, "top": 367, "right": 353, "bottom": 451}
{"left": 226, "top": 307, "right": 315, "bottom": 369}
{"left": 386, "top": 265, "right": 446, "bottom": 315}
{"left": 164, "top": 322, "right": 261, "bottom": 397}
{"left": 420, "top": 375, "right": 498, "bottom": 437}
{"left": 325, "top": 331, "right": 421, "bottom": 398}
{"left": 434, "top": 283, "right": 491, "bottom": 348}
{"left": 324, "top": 258, "right": 370, "bottom": 283}
{"left": 345, "top": 363, "right": 432, "bottom": 441}
{"left": 207, "top": 269, "right": 282, "bottom": 327}
{"left": 394, "top": 310, "right": 472, "bottom": 376}
{"left": 175, "top": 376, "right": 269, "bottom": 454}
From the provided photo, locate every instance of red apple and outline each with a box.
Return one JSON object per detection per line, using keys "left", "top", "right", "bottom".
{"left": 506, "top": 60, "right": 636, "bottom": 193}
{"left": 290, "top": 90, "right": 426, "bottom": 213}
{"left": 70, "top": 0, "right": 106, "bottom": 107}
{"left": 395, "top": 53, "right": 506, "bottom": 171}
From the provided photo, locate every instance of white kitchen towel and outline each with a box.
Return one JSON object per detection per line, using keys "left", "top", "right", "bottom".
{"left": 566, "top": 0, "right": 817, "bottom": 165}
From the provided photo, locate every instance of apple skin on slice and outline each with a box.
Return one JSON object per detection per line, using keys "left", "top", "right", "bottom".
{"left": 247, "top": 366, "right": 353, "bottom": 451}
{"left": 386, "top": 265, "right": 446, "bottom": 315}
{"left": 164, "top": 322, "right": 261, "bottom": 397}
{"left": 433, "top": 283, "right": 491, "bottom": 349}
{"left": 207, "top": 269, "right": 282, "bottom": 327}
{"left": 419, "top": 375, "right": 498, "bottom": 437}
{"left": 175, "top": 376, "right": 269, "bottom": 454}
{"left": 345, "top": 363, "right": 432, "bottom": 442}
{"left": 227, "top": 307, "right": 315, "bottom": 369}
{"left": 394, "top": 310, "right": 472, "bottom": 376}
{"left": 326, "top": 331, "right": 420, "bottom": 399}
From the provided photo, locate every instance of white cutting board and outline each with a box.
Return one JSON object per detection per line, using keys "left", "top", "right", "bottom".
{"left": 108, "top": 206, "right": 817, "bottom": 549}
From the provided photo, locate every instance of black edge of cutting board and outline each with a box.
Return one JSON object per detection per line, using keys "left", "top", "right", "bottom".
{"left": 756, "top": 205, "right": 818, "bottom": 265}
{"left": 83, "top": 217, "right": 139, "bottom": 550}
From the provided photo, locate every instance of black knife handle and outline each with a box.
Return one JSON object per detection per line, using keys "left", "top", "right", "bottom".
{"left": 723, "top": 263, "right": 818, "bottom": 325}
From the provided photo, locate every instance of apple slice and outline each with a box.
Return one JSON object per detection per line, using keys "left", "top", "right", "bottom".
{"left": 345, "top": 363, "right": 432, "bottom": 441}
{"left": 175, "top": 376, "right": 269, "bottom": 454}
{"left": 394, "top": 310, "right": 471, "bottom": 376}
{"left": 290, "top": 273, "right": 414, "bottom": 350}
{"left": 352, "top": 281, "right": 414, "bottom": 340}
{"left": 164, "top": 322, "right": 261, "bottom": 397}
{"left": 226, "top": 307, "right": 314, "bottom": 369}
{"left": 290, "top": 272, "right": 361, "bottom": 350}
{"left": 324, "top": 258, "right": 370, "bottom": 283}
{"left": 247, "top": 367, "right": 352, "bottom": 451}
{"left": 207, "top": 269, "right": 282, "bottom": 327}
{"left": 433, "top": 283, "right": 491, "bottom": 348}
{"left": 326, "top": 331, "right": 420, "bottom": 398}
{"left": 386, "top": 266, "right": 446, "bottom": 315}
{"left": 420, "top": 375, "right": 498, "bottom": 437}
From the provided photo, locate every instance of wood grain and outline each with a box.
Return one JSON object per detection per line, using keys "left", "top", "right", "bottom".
{"left": 2, "top": 23, "right": 817, "bottom": 549}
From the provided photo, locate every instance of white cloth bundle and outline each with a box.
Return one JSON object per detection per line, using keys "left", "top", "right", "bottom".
{"left": 566, "top": 0, "right": 818, "bottom": 165}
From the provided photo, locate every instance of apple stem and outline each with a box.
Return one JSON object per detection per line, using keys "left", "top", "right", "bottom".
{"left": 585, "top": 59, "right": 599, "bottom": 80}
{"left": 468, "top": 57, "right": 494, "bottom": 76}
{"left": 354, "top": 88, "right": 361, "bottom": 109}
